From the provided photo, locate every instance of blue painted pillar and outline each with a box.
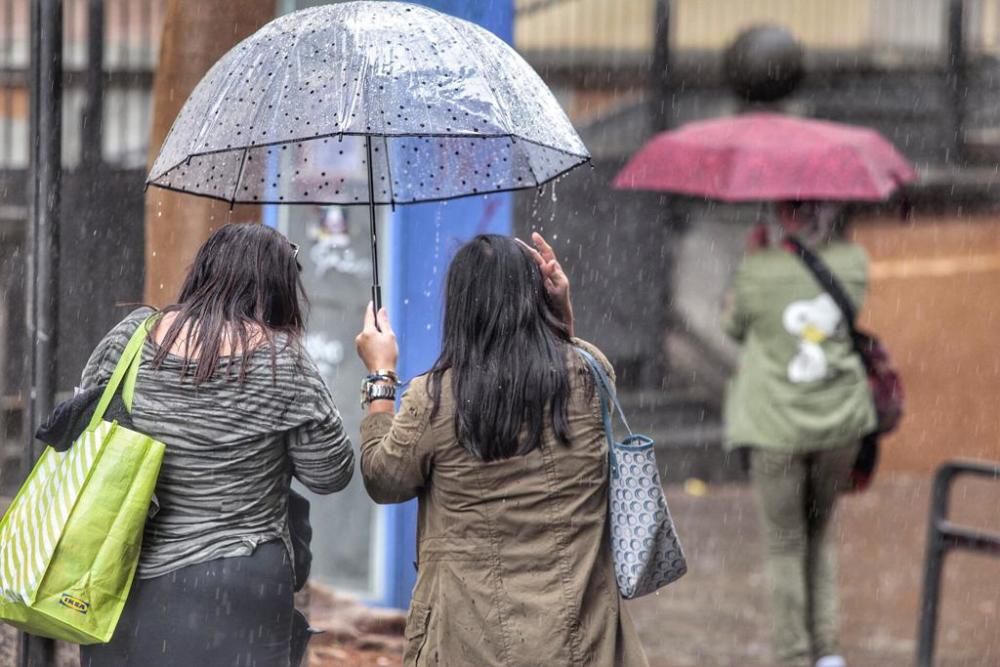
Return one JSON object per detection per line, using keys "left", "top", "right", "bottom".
{"left": 377, "top": 0, "right": 515, "bottom": 611}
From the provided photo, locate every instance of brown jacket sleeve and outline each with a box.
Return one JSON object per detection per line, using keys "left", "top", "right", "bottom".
{"left": 359, "top": 375, "right": 435, "bottom": 504}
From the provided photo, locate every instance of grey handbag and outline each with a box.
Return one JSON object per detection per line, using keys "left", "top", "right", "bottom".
{"left": 577, "top": 348, "right": 688, "bottom": 599}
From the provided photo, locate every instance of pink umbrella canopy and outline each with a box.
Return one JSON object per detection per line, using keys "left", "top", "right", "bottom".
{"left": 614, "top": 112, "right": 917, "bottom": 202}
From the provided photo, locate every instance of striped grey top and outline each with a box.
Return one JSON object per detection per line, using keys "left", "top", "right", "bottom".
{"left": 80, "top": 308, "right": 354, "bottom": 579}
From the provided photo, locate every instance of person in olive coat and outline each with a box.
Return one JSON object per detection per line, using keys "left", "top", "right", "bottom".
{"left": 355, "top": 233, "right": 650, "bottom": 667}
{"left": 724, "top": 202, "right": 874, "bottom": 667}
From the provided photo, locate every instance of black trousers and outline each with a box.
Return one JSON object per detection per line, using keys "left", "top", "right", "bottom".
{"left": 81, "top": 541, "right": 296, "bottom": 667}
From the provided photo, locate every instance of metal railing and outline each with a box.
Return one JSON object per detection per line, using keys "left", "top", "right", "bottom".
{"left": 916, "top": 459, "right": 1000, "bottom": 667}
{"left": 0, "top": 0, "right": 164, "bottom": 501}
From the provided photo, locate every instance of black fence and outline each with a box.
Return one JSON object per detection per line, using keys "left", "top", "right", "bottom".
{"left": 917, "top": 459, "right": 1000, "bottom": 667}
{"left": 0, "top": 0, "right": 162, "bottom": 497}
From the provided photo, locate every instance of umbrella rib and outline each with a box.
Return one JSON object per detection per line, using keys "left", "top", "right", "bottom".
{"left": 445, "top": 27, "right": 582, "bottom": 186}
{"left": 446, "top": 20, "right": 514, "bottom": 136}
{"left": 230, "top": 147, "right": 250, "bottom": 209}
{"left": 190, "top": 33, "right": 263, "bottom": 161}
{"left": 441, "top": 17, "right": 547, "bottom": 188}
{"left": 240, "top": 13, "right": 312, "bottom": 162}
{"left": 149, "top": 29, "right": 270, "bottom": 182}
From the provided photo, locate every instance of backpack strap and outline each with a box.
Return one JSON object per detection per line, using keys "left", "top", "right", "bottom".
{"left": 86, "top": 316, "right": 155, "bottom": 432}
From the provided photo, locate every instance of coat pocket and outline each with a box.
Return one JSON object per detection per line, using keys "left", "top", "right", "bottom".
{"left": 403, "top": 601, "right": 432, "bottom": 666}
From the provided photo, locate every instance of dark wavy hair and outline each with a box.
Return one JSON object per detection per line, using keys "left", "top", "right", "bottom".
{"left": 151, "top": 223, "right": 306, "bottom": 383}
{"left": 428, "top": 234, "right": 573, "bottom": 461}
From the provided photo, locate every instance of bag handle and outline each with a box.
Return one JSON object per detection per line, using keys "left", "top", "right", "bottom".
{"left": 575, "top": 347, "right": 632, "bottom": 436}
{"left": 85, "top": 316, "right": 156, "bottom": 432}
{"left": 576, "top": 347, "right": 635, "bottom": 479}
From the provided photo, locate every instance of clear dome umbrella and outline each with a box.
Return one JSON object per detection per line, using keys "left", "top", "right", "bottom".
{"left": 146, "top": 1, "right": 590, "bottom": 312}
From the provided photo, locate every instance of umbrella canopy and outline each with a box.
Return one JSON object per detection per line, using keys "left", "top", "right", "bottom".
{"left": 614, "top": 112, "right": 916, "bottom": 202}
{"left": 147, "top": 1, "right": 588, "bottom": 206}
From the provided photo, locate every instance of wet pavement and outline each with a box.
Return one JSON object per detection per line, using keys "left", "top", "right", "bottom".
{"left": 632, "top": 472, "right": 1000, "bottom": 667}
{"left": 2, "top": 470, "right": 998, "bottom": 666}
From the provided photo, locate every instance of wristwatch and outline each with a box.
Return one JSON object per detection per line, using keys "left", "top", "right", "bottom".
{"left": 361, "top": 370, "right": 400, "bottom": 406}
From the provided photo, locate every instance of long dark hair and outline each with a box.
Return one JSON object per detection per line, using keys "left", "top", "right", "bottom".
{"left": 428, "top": 234, "right": 573, "bottom": 461}
{"left": 151, "top": 223, "right": 306, "bottom": 383}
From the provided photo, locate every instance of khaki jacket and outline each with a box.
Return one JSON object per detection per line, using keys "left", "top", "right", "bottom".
{"left": 360, "top": 339, "right": 649, "bottom": 667}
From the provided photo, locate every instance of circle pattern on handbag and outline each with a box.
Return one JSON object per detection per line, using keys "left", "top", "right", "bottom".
{"left": 609, "top": 445, "right": 688, "bottom": 598}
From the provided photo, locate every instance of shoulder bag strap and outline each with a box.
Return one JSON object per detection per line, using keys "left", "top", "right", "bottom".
{"left": 575, "top": 347, "right": 632, "bottom": 435}
{"left": 85, "top": 315, "right": 156, "bottom": 432}
{"left": 783, "top": 237, "right": 865, "bottom": 358}
{"left": 575, "top": 347, "right": 634, "bottom": 479}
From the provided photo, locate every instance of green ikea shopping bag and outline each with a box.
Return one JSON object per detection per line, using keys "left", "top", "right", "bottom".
{"left": 0, "top": 317, "right": 165, "bottom": 644}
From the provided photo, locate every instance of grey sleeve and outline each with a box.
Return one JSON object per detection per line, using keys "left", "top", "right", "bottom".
{"left": 286, "top": 352, "right": 355, "bottom": 494}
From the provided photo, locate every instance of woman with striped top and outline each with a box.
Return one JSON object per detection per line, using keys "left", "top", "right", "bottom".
{"left": 80, "top": 223, "right": 353, "bottom": 667}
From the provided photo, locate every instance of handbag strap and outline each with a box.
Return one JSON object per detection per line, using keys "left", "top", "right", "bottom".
{"left": 575, "top": 347, "right": 632, "bottom": 439}
{"left": 783, "top": 237, "right": 866, "bottom": 359}
{"left": 85, "top": 315, "right": 156, "bottom": 432}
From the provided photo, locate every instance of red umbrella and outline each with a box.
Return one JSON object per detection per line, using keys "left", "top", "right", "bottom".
{"left": 614, "top": 112, "right": 916, "bottom": 202}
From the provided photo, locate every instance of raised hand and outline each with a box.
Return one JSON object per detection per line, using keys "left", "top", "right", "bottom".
{"left": 516, "top": 232, "right": 575, "bottom": 337}
{"left": 355, "top": 302, "right": 399, "bottom": 373}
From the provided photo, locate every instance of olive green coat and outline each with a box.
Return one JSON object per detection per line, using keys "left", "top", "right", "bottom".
{"left": 360, "top": 340, "right": 649, "bottom": 667}
{"left": 723, "top": 242, "right": 877, "bottom": 452}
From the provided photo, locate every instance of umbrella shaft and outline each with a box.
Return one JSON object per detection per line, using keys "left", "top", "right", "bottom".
{"left": 366, "top": 137, "right": 382, "bottom": 329}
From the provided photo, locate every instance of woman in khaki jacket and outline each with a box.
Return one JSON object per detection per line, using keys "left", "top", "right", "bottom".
{"left": 355, "top": 233, "right": 649, "bottom": 666}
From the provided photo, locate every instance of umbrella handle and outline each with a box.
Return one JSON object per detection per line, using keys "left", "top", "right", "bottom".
{"left": 371, "top": 283, "right": 382, "bottom": 332}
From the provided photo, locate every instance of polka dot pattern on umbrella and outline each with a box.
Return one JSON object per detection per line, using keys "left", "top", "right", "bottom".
{"left": 148, "top": 1, "right": 589, "bottom": 205}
